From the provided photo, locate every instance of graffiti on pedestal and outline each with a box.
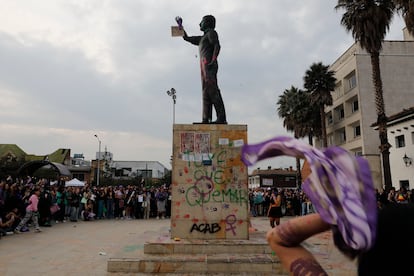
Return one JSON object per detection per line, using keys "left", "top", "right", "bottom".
{"left": 173, "top": 131, "right": 247, "bottom": 237}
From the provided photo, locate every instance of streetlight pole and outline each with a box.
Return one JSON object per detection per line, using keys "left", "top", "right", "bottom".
{"left": 166, "top": 88, "right": 177, "bottom": 124}
{"left": 94, "top": 134, "right": 101, "bottom": 186}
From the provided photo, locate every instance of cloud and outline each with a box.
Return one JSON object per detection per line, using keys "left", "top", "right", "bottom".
{"left": 0, "top": 0, "right": 406, "bottom": 170}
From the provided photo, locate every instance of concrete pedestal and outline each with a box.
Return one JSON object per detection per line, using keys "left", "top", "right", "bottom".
{"left": 170, "top": 124, "right": 249, "bottom": 240}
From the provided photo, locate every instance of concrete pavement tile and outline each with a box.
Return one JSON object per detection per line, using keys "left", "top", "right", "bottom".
{"left": 0, "top": 216, "right": 357, "bottom": 275}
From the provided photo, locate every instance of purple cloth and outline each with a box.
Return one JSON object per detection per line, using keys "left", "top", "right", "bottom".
{"left": 241, "top": 136, "right": 377, "bottom": 253}
{"left": 175, "top": 16, "right": 183, "bottom": 29}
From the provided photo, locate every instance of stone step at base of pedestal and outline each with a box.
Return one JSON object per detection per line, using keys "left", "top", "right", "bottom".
{"left": 144, "top": 242, "right": 272, "bottom": 255}
{"left": 107, "top": 253, "right": 287, "bottom": 275}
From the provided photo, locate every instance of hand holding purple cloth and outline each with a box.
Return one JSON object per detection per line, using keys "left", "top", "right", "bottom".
{"left": 241, "top": 136, "right": 377, "bottom": 255}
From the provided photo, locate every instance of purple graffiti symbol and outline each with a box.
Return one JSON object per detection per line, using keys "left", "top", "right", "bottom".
{"left": 225, "top": 214, "right": 237, "bottom": 236}
{"left": 222, "top": 203, "right": 230, "bottom": 209}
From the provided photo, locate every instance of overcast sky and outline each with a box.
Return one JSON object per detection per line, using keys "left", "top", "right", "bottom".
{"left": 0, "top": 0, "right": 406, "bottom": 171}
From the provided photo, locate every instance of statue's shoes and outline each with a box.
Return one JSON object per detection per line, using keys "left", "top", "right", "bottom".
{"left": 211, "top": 120, "right": 227, "bottom": 124}
{"left": 193, "top": 121, "right": 227, "bottom": 124}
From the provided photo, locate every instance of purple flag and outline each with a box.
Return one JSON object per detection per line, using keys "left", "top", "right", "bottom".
{"left": 241, "top": 136, "right": 377, "bottom": 254}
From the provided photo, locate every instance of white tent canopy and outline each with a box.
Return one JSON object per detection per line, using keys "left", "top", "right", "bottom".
{"left": 65, "top": 178, "right": 85, "bottom": 187}
{"left": 50, "top": 180, "right": 58, "bottom": 186}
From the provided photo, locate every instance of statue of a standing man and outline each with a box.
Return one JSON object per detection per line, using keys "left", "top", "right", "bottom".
{"left": 182, "top": 15, "right": 227, "bottom": 124}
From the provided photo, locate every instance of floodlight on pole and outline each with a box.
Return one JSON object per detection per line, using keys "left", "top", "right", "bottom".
{"left": 94, "top": 134, "right": 101, "bottom": 186}
{"left": 166, "top": 88, "right": 177, "bottom": 124}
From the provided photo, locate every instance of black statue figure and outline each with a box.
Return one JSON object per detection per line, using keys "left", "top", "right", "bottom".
{"left": 182, "top": 15, "right": 227, "bottom": 124}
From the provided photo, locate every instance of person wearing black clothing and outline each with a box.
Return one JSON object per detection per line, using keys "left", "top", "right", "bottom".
{"left": 267, "top": 190, "right": 282, "bottom": 228}
{"left": 38, "top": 187, "right": 52, "bottom": 226}
{"left": 165, "top": 188, "right": 172, "bottom": 218}
{"left": 134, "top": 189, "right": 144, "bottom": 219}
{"left": 69, "top": 188, "right": 81, "bottom": 222}
{"left": 263, "top": 190, "right": 271, "bottom": 218}
{"left": 96, "top": 188, "right": 105, "bottom": 219}
{"left": 105, "top": 187, "right": 114, "bottom": 219}
{"left": 149, "top": 189, "right": 157, "bottom": 218}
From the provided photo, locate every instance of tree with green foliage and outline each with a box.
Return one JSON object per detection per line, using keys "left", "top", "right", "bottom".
{"left": 0, "top": 154, "right": 26, "bottom": 179}
{"left": 303, "top": 62, "right": 336, "bottom": 148}
{"left": 336, "top": 0, "right": 394, "bottom": 191}
{"left": 277, "top": 86, "right": 321, "bottom": 144}
{"left": 277, "top": 86, "right": 321, "bottom": 187}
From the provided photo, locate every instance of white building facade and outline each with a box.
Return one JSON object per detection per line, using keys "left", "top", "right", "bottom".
{"left": 316, "top": 28, "right": 414, "bottom": 188}
{"left": 110, "top": 160, "right": 167, "bottom": 179}
{"left": 383, "top": 107, "right": 414, "bottom": 190}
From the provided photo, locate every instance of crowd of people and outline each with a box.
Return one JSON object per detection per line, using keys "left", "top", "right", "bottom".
{"left": 0, "top": 176, "right": 172, "bottom": 238}
{"left": 3, "top": 173, "right": 414, "bottom": 264}
{"left": 249, "top": 185, "right": 414, "bottom": 228}
{"left": 249, "top": 188, "right": 318, "bottom": 219}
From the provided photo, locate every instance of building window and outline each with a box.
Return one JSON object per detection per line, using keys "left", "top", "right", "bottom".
{"left": 354, "top": 125, "right": 361, "bottom": 137}
{"left": 327, "top": 134, "right": 334, "bottom": 146}
{"left": 262, "top": 178, "right": 273, "bottom": 187}
{"left": 333, "top": 82, "right": 343, "bottom": 100}
{"left": 395, "top": 135, "right": 405, "bottom": 148}
{"left": 327, "top": 112, "right": 333, "bottom": 125}
{"left": 345, "top": 71, "right": 357, "bottom": 92}
{"left": 335, "top": 105, "right": 345, "bottom": 121}
{"left": 340, "top": 108, "right": 344, "bottom": 119}
{"left": 138, "top": 169, "right": 152, "bottom": 179}
{"left": 72, "top": 174, "right": 85, "bottom": 181}
{"left": 337, "top": 128, "right": 346, "bottom": 144}
{"left": 352, "top": 100, "right": 359, "bottom": 113}
{"left": 400, "top": 180, "right": 409, "bottom": 190}
{"left": 411, "top": 132, "right": 414, "bottom": 144}
{"left": 350, "top": 147, "right": 363, "bottom": 156}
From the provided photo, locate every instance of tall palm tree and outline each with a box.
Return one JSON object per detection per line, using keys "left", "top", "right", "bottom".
{"left": 393, "top": 0, "right": 414, "bottom": 34}
{"left": 277, "top": 86, "right": 321, "bottom": 143}
{"left": 303, "top": 62, "right": 336, "bottom": 148}
{"left": 277, "top": 86, "right": 321, "bottom": 187}
{"left": 335, "top": 0, "right": 394, "bottom": 191}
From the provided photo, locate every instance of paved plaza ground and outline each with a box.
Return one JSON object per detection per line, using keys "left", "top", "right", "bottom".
{"left": 0, "top": 216, "right": 357, "bottom": 275}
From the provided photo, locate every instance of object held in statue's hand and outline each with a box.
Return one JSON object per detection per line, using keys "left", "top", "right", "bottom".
{"left": 171, "top": 16, "right": 184, "bottom": 37}
{"left": 175, "top": 16, "right": 183, "bottom": 30}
